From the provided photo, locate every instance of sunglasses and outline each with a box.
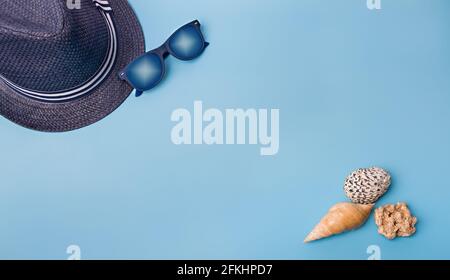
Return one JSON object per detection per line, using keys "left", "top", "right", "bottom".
{"left": 119, "top": 20, "right": 209, "bottom": 97}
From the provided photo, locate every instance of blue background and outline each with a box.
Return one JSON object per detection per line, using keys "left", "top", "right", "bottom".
{"left": 1, "top": 0, "right": 450, "bottom": 260}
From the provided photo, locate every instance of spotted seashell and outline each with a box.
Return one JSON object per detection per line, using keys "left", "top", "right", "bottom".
{"left": 344, "top": 167, "right": 391, "bottom": 204}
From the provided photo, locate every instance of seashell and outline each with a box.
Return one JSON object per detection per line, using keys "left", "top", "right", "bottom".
{"left": 304, "top": 202, "right": 374, "bottom": 243}
{"left": 374, "top": 202, "right": 417, "bottom": 240}
{"left": 344, "top": 167, "right": 391, "bottom": 204}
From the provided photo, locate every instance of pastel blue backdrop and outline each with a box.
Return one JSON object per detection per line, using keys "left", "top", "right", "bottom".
{"left": 1, "top": 0, "right": 449, "bottom": 260}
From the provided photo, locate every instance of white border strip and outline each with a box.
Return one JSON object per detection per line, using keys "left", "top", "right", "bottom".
{"left": 94, "top": 0, "right": 113, "bottom": 11}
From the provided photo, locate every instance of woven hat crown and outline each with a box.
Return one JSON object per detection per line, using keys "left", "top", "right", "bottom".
{"left": 0, "top": 0, "right": 110, "bottom": 93}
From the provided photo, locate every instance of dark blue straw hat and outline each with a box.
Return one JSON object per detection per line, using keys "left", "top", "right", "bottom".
{"left": 0, "top": 0, "right": 145, "bottom": 132}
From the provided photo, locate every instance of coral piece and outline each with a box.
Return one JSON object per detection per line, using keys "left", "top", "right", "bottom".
{"left": 374, "top": 202, "right": 417, "bottom": 240}
{"left": 344, "top": 167, "right": 391, "bottom": 204}
{"left": 304, "top": 202, "right": 374, "bottom": 243}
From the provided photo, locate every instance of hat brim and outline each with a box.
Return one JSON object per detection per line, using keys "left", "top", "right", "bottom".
{"left": 0, "top": 0, "right": 145, "bottom": 132}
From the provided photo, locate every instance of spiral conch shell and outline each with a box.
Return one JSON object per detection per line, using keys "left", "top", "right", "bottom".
{"left": 304, "top": 202, "right": 374, "bottom": 243}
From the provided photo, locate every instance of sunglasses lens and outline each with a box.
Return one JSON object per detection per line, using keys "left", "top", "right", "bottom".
{"left": 123, "top": 53, "right": 163, "bottom": 91}
{"left": 169, "top": 24, "right": 206, "bottom": 60}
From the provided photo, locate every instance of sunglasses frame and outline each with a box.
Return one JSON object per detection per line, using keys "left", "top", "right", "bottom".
{"left": 119, "top": 20, "right": 209, "bottom": 96}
